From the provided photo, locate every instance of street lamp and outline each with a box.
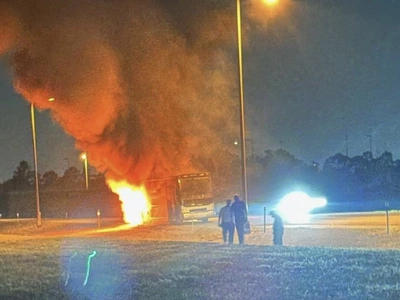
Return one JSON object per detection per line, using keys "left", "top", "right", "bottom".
{"left": 64, "top": 157, "right": 69, "bottom": 171}
{"left": 263, "top": 0, "right": 279, "bottom": 5}
{"left": 30, "top": 103, "right": 41, "bottom": 227}
{"left": 236, "top": 0, "right": 248, "bottom": 207}
{"left": 235, "top": 0, "right": 278, "bottom": 206}
{"left": 366, "top": 134, "right": 372, "bottom": 157}
{"left": 80, "top": 152, "right": 89, "bottom": 190}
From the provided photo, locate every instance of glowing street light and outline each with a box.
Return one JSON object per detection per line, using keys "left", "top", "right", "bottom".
{"left": 80, "top": 152, "right": 89, "bottom": 190}
{"left": 30, "top": 103, "right": 41, "bottom": 227}
{"left": 263, "top": 0, "right": 279, "bottom": 5}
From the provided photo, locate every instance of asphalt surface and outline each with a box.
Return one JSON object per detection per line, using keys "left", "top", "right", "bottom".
{"left": 247, "top": 211, "right": 400, "bottom": 228}
{"left": 1, "top": 211, "right": 399, "bottom": 232}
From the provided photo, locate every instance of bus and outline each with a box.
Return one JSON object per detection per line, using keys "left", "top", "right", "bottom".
{"left": 145, "top": 172, "right": 215, "bottom": 224}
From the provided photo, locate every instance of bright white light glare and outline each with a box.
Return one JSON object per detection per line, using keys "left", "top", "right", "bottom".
{"left": 276, "top": 192, "right": 327, "bottom": 224}
{"left": 312, "top": 197, "right": 327, "bottom": 207}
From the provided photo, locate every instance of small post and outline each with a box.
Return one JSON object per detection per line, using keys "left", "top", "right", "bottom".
{"left": 264, "top": 206, "right": 267, "bottom": 233}
{"left": 97, "top": 209, "right": 101, "bottom": 228}
{"left": 65, "top": 212, "right": 68, "bottom": 219}
{"left": 16, "top": 212, "right": 20, "bottom": 225}
{"left": 385, "top": 201, "right": 390, "bottom": 235}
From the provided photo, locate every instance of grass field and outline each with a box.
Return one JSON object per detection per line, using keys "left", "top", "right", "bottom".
{"left": 1, "top": 219, "right": 400, "bottom": 299}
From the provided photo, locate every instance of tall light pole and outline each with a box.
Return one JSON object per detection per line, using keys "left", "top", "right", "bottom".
{"left": 235, "top": 0, "right": 279, "bottom": 206}
{"left": 80, "top": 152, "right": 89, "bottom": 190}
{"left": 367, "top": 134, "right": 372, "bottom": 157}
{"left": 235, "top": 0, "right": 248, "bottom": 206}
{"left": 30, "top": 103, "right": 41, "bottom": 227}
{"left": 64, "top": 157, "right": 70, "bottom": 171}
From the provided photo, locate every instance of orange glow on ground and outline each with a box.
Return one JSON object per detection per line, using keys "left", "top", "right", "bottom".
{"left": 107, "top": 180, "right": 150, "bottom": 226}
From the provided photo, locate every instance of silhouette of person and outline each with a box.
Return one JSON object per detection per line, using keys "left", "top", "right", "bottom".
{"left": 230, "top": 194, "right": 248, "bottom": 245}
{"left": 269, "top": 211, "right": 284, "bottom": 246}
{"left": 218, "top": 199, "right": 235, "bottom": 244}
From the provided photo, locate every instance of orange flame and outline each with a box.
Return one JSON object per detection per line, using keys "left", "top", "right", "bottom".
{"left": 107, "top": 180, "right": 151, "bottom": 226}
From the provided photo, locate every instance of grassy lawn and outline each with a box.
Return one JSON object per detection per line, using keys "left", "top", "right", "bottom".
{"left": 1, "top": 236, "right": 400, "bottom": 299}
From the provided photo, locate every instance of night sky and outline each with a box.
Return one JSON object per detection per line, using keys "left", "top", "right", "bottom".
{"left": 1, "top": 0, "right": 400, "bottom": 180}
{"left": 0, "top": 64, "right": 80, "bottom": 181}
{"left": 247, "top": 0, "right": 400, "bottom": 163}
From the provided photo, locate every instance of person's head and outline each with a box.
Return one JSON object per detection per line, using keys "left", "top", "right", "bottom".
{"left": 226, "top": 199, "right": 232, "bottom": 206}
{"left": 269, "top": 210, "right": 278, "bottom": 218}
{"left": 233, "top": 194, "right": 240, "bottom": 202}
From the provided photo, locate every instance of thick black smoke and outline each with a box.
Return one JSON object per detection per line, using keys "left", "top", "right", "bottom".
{"left": 0, "top": 0, "right": 240, "bottom": 185}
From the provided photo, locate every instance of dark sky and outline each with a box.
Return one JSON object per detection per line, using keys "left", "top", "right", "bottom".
{"left": 246, "top": 0, "right": 400, "bottom": 161}
{"left": 1, "top": 0, "right": 400, "bottom": 180}
{"left": 0, "top": 65, "right": 81, "bottom": 180}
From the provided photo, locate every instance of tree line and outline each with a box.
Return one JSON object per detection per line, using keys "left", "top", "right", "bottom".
{"left": 3, "top": 149, "right": 400, "bottom": 204}
{"left": 247, "top": 149, "right": 400, "bottom": 203}
{"left": 1, "top": 161, "right": 106, "bottom": 192}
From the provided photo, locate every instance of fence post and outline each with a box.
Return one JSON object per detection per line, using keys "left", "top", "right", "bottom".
{"left": 97, "top": 209, "right": 101, "bottom": 228}
{"left": 264, "top": 206, "right": 267, "bottom": 233}
{"left": 385, "top": 201, "right": 389, "bottom": 235}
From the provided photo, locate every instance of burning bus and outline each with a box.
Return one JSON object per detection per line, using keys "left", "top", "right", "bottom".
{"left": 146, "top": 173, "right": 215, "bottom": 224}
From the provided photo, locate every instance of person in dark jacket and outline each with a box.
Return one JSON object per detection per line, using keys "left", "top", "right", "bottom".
{"left": 230, "top": 194, "right": 248, "bottom": 245}
{"left": 269, "top": 211, "right": 284, "bottom": 246}
{"left": 218, "top": 199, "right": 235, "bottom": 244}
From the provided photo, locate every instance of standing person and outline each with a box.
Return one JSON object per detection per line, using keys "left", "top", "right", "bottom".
{"left": 230, "top": 194, "right": 248, "bottom": 245}
{"left": 218, "top": 199, "right": 235, "bottom": 244}
{"left": 269, "top": 211, "right": 284, "bottom": 246}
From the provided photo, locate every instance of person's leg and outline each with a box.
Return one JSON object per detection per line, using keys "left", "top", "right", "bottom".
{"left": 235, "top": 222, "right": 240, "bottom": 244}
{"left": 273, "top": 234, "right": 282, "bottom": 246}
{"left": 222, "top": 223, "right": 228, "bottom": 243}
{"left": 237, "top": 222, "right": 244, "bottom": 245}
{"left": 228, "top": 222, "right": 234, "bottom": 244}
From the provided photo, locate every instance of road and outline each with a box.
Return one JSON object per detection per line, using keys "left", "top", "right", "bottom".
{"left": 1, "top": 213, "right": 400, "bottom": 249}
{"left": 1, "top": 211, "right": 399, "bottom": 232}
{"left": 247, "top": 211, "right": 400, "bottom": 228}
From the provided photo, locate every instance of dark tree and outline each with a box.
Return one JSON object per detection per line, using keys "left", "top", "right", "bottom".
{"left": 42, "top": 170, "right": 59, "bottom": 188}
{"left": 9, "top": 161, "right": 33, "bottom": 191}
{"left": 59, "top": 166, "right": 82, "bottom": 189}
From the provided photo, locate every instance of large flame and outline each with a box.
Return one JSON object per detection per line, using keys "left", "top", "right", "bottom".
{"left": 107, "top": 180, "right": 151, "bottom": 226}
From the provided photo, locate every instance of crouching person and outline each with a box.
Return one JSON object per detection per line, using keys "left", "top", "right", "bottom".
{"left": 269, "top": 211, "right": 284, "bottom": 246}
{"left": 218, "top": 199, "right": 235, "bottom": 244}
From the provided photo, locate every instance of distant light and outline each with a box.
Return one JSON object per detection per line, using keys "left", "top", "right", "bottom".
{"left": 312, "top": 197, "right": 327, "bottom": 208}
{"left": 48, "top": 97, "right": 55, "bottom": 102}
{"left": 234, "top": 141, "right": 239, "bottom": 145}
{"left": 263, "top": 0, "right": 279, "bottom": 5}
{"left": 276, "top": 192, "right": 327, "bottom": 224}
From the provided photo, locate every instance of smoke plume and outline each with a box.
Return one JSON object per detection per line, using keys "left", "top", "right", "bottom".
{"left": 0, "top": 0, "right": 240, "bottom": 185}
